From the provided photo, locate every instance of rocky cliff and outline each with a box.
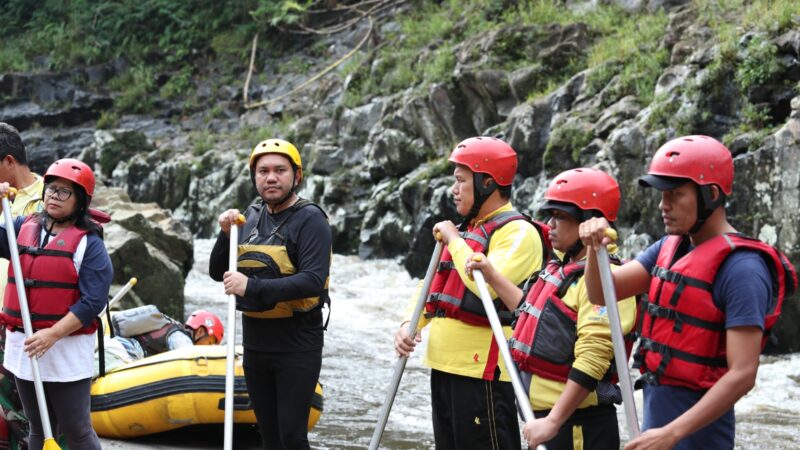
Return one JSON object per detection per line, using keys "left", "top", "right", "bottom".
{"left": 2, "top": 0, "right": 799, "bottom": 349}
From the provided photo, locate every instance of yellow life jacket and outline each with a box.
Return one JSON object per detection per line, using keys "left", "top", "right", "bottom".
{"left": 237, "top": 199, "right": 330, "bottom": 320}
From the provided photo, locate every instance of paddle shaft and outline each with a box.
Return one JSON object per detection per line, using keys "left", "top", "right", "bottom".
{"left": 2, "top": 197, "right": 60, "bottom": 446}
{"left": 100, "top": 277, "right": 137, "bottom": 316}
{"left": 596, "top": 245, "right": 640, "bottom": 439}
{"left": 472, "top": 270, "right": 547, "bottom": 450}
{"left": 368, "top": 241, "right": 443, "bottom": 450}
{"left": 223, "top": 222, "right": 239, "bottom": 450}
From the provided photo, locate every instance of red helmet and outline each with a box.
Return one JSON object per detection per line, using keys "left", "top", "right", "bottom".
{"left": 44, "top": 159, "right": 96, "bottom": 199}
{"left": 640, "top": 135, "right": 733, "bottom": 195}
{"left": 186, "top": 310, "right": 224, "bottom": 344}
{"left": 542, "top": 168, "right": 620, "bottom": 221}
{"left": 448, "top": 137, "right": 517, "bottom": 186}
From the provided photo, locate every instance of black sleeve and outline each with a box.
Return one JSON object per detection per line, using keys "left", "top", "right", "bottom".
{"left": 208, "top": 230, "right": 230, "bottom": 282}
{"left": 243, "top": 208, "right": 332, "bottom": 306}
{"left": 568, "top": 366, "right": 600, "bottom": 392}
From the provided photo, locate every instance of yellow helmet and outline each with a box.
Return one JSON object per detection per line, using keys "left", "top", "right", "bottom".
{"left": 249, "top": 139, "right": 302, "bottom": 170}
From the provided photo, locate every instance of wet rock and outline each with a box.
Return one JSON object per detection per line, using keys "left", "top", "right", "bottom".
{"left": 305, "top": 141, "right": 346, "bottom": 176}
{"left": 504, "top": 99, "right": 554, "bottom": 177}
{"left": 94, "top": 187, "right": 193, "bottom": 320}
{"left": 594, "top": 96, "right": 641, "bottom": 138}
{"left": 728, "top": 124, "right": 800, "bottom": 352}
{"left": 365, "top": 128, "right": 429, "bottom": 180}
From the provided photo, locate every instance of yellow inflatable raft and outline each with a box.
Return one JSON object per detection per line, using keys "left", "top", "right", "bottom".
{"left": 90, "top": 345, "right": 323, "bottom": 438}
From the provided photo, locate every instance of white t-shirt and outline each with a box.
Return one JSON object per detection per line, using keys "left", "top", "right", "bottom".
{"left": 3, "top": 231, "right": 94, "bottom": 382}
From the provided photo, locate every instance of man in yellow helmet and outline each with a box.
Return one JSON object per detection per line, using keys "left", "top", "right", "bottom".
{"left": 209, "top": 139, "right": 332, "bottom": 450}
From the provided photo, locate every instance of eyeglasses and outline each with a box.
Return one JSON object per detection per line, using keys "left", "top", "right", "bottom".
{"left": 44, "top": 184, "right": 74, "bottom": 201}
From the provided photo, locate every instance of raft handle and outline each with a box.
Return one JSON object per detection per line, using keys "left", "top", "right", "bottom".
{"left": 217, "top": 395, "right": 252, "bottom": 411}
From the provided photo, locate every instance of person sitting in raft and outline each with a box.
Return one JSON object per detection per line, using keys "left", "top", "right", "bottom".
{"left": 466, "top": 168, "right": 637, "bottom": 450}
{"left": 0, "top": 159, "right": 112, "bottom": 450}
{"left": 100, "top": 307, "right": 223, "bottom": 364}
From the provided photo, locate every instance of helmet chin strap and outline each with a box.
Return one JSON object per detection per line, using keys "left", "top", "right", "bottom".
{"left": 265, "top": 185, "right": 296, "bottom": 212}
{"left": 41, "top": 212, "right": 75, "bottom": 246}
{"left": 561, "top": 240, "right": 584, "bottom": 264}
{"left": 689, "top": 185, "right": 725, "bottom": 234}
{"left": 561, "top": 212, "right": 612, "bottom": 264}
{"left": 459, "top": 173, "right": 497, "bottom": 232}
{"left": 258, "top": 168, "right": 300, "bottom": 212}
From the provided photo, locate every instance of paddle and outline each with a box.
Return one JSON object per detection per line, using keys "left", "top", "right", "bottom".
{"left": 223, "top": 214, "right": 245, "bottom": 450}
{"left": 2, "top": 189, "right": 62, "bottom": 450}
{"left": 99, "top": 277, "right": 137, "bottom": 317}
{"left": 368, "top": 241, "right": 444, "bottom": 450}
{"left": 596, "top": 229, "right": 640, "bottom": 439}
{"left": 471, "top": 268, "right": 546, "bottom": 450}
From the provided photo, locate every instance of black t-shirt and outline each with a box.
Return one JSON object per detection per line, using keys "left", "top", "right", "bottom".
{"left": 209, "top": 199, "right": 332, "bottom": 352}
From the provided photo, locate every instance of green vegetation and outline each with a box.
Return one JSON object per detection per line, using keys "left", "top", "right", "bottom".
{"left": 0, "top": 0, "right": 309, "bottom": 111}
{"left": 96, "top": 111, "right": 120, "bottom": 130}
{"left": 735, "top": 34, "right": 781, "bottom": 92}
{"left": 543, "top": 122, "right": 594, "bottom": 170}
{"left": 339, "top": 0, "right": 670, "bottom": 107}
{"left": 644, "top": 0, "right": 800, "bottom": 139}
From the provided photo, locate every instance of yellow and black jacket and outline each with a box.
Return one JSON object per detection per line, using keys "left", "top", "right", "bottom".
{"left": 236, "top": 198, "right": 330, "bottom": 319}
{"left": 209, "top": 197, "right": 332, "bottom": 353}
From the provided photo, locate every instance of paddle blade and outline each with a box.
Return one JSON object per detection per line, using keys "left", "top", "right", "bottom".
{"left": 42, "top": 437, "right": 62, "bottom": 450}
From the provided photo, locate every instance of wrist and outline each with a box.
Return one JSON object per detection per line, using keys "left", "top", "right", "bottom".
{"left": 542, "top": 413, "right": 565, "bottom": 431}
{"left": 663, "top": 421, "right": 686, "bottom": 444}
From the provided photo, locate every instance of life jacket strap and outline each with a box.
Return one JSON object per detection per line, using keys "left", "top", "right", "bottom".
{"left": 650, "top": 266, "right": 713, "bottom": 306}
{"left": 17, "top": 245, "right": 74, "bottom": 258}
{"left": 9, "top": 277, "right": 79, "bottom": 290}
{"left": 636, "top": 336, "right": 728, "bottom": 384}
{"left": 642, "top": 301, "right": 726, "bottom": 333}
{"left": 2, "top": 307, "right": 65, "bottom": 322}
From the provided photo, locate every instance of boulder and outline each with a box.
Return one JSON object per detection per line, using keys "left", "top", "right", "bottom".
{"left": 93, "top": 187, "right": 193, "bottom": 320}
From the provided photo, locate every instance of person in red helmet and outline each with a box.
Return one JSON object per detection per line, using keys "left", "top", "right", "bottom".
{"left": 0, "top": 158, "right": 112, "bottom": 450}
{"left": 185, "top": 309, "right": 224, "bottom": 345}
{"left": 579, "top": 136, "right": 797, "bottom": 450}
{"left": 104, "top": 308, "right": 224, "bottom": 366}
{"left": 394, "top": 136, "right": 549, "bottom": 450}
{"left": 467, "top": 168, "right": 637, "bottom": 450}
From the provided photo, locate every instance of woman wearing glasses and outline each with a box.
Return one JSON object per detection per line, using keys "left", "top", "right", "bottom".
{"left": 0, "top": 158, "right": 112, "bottom": 450}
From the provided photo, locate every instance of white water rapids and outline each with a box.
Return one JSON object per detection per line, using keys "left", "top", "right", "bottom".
{"left": 184, "top": 239, "right": 800, "bottom": 449}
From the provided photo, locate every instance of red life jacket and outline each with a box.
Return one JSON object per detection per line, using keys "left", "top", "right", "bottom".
{"left": 635, "top": 233, "right": 797, "bottom": 391}
{"left": 424, "top": 211, "right": 550, "bottom": 327}
{"left": 509, "top": 255, "right": 631, "bottom": 383}
{"left": 1, "top": 216, "right": 96, "bottom": 335}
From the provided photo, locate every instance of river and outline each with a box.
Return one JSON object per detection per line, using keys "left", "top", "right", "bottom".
{"left": 180, "top": 239, "right": 799, "bottom": 449}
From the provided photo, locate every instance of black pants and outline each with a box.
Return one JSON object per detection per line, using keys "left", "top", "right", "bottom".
{"left": 532, "top": 404, "right": 619, "bottom": 450}
{"left": 16, "top": 377, "right": 100, "bottom": 450}
{"left": 431, "top": 369, "right": 521, "bottom": 450}
{"left": 243, "top": 348, "right": 322, "bottom": 450}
